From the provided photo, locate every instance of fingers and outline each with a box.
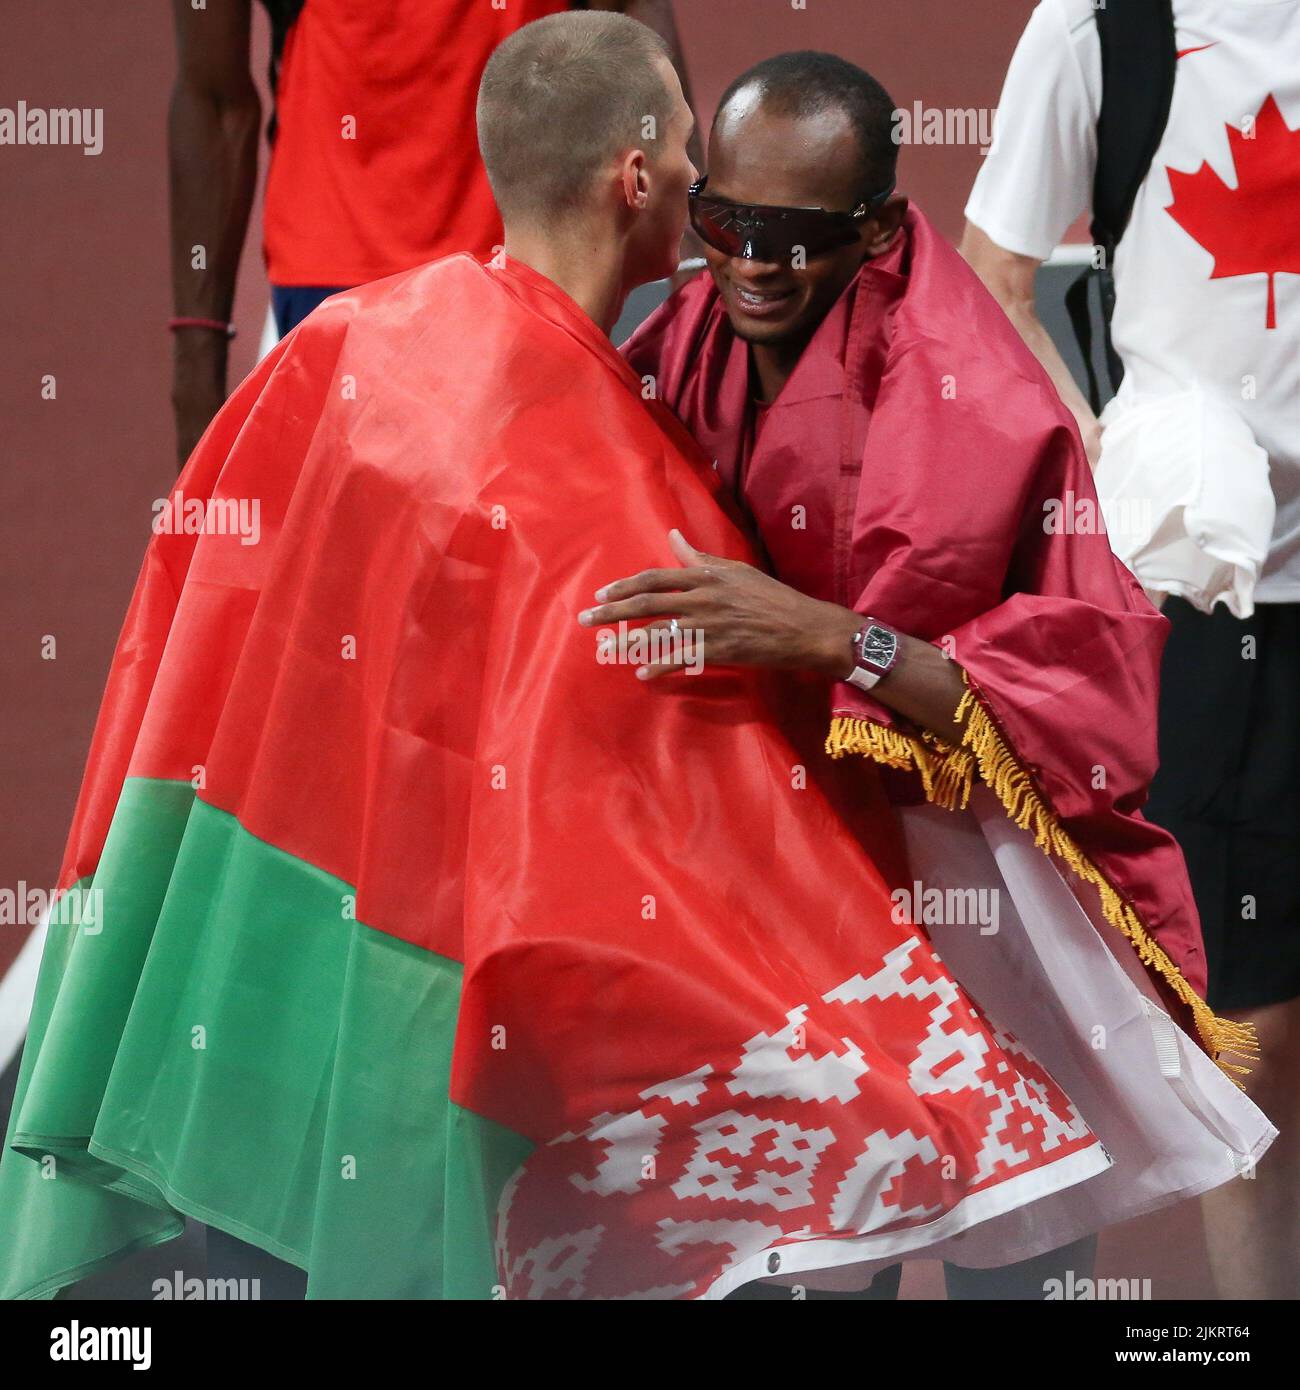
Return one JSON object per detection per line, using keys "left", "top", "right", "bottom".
{"left": 579, "top": 528, "right": 736, "bottom": 635}
{"left": 670, "top": 528, "right": 726, "bottom": 567}
{"left": 593, "top": 617, "right": 706, "bottom": 680}
{"left": 637, "top": 620, "right": 698, "bottom": 680}
{"left": 591, "top": 566, "right": 713, "bottom": 605}
{"left": 585, "top": 531, "right": 725, "bottom": 613}
{"left": 579, "top": 591, "right": 698, "bottom": 626}
{"left": 635, "top": 659, "right": 693, "bottom": 681}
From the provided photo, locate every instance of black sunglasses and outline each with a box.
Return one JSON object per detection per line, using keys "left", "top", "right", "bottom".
{"left": 688, "top": 175, "right": 896, "bottom": 263}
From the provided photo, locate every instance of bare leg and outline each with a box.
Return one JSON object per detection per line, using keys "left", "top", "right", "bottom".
{"left": 1201, "top": 995, "right": 1300, "bottom": 1299}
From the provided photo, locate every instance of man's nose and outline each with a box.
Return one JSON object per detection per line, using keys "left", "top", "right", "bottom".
{"left": 731, "top": 250, "right": 786, "bottom": 278}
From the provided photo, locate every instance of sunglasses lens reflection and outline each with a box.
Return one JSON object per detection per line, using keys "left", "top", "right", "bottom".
{"left": 690, "top": 198, "right": 858, "bottom": 263}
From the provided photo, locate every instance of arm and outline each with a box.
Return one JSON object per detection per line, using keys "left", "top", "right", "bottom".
{"left": 960, "top": 222, "right": 1102, "bottom": 467}
{"left": 578, "top": 531, "right": 969, "bottom": 740}
{"left": 168, "top": 0, "right": 261, "bottom": 468}
{"left": 960, "top": 1, "right": 1101, "bottom": 464}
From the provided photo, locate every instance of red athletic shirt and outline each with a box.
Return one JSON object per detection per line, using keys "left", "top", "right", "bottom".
{"left": 263, "top": 0, "right": 566, "bottom": 287}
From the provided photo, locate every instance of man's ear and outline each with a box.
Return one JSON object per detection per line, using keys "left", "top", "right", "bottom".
{"left": 863, "top": 193, "right": 908, "bottom": 257}
{"left": 619, "top": 149, "right": 650, "bottom": 210}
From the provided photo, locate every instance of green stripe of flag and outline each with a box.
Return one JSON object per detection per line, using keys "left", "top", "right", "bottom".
{"left": 1, "top": 778, "right": 531, "bottom": 1300}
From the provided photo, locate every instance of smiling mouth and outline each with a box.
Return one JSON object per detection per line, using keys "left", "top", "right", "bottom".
{"left": 730, "top": 284, "right": 797, "bottom": 317}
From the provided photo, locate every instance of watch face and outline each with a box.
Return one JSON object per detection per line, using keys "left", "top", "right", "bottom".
{"left": 859, "top": 623, "right": 898, "bottom": 672}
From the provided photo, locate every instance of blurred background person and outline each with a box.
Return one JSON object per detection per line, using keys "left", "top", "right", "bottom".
{"left": 961, "top": 0, "right": 1300, "bottom": 1300}
{"left": 168, "top": 0, "right": 699, "bottom": 465}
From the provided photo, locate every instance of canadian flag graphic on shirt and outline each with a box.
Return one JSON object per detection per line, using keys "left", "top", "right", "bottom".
{"left": 965, "top": 0, "right": 1300, "bottom": 599}
{"left": 1164, "top": 94, "right": 1300, "bottom": 330}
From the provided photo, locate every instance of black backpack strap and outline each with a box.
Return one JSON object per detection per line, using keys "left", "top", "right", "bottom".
{"left": 1065, "top": 266, "right": 1103, "bottom": 419}
{"left": 1072, "top": 0, "right": 1177, "bottom": 410}
{"left": 1092, "top": 0, "right": 1178, "bottom": 251}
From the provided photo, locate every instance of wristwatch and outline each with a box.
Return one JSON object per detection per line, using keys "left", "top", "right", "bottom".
{"left": 845, "top": 620, "right": 900, "bottom": 691}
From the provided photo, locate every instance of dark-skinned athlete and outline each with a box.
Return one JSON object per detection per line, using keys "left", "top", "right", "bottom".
{"left": 582, "top": 51, "right": 1271, "bottom": 1300}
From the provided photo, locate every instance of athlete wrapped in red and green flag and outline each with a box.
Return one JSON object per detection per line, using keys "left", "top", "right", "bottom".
{"left": 0, "top": 16, "right": 1272, "bottom": 1301}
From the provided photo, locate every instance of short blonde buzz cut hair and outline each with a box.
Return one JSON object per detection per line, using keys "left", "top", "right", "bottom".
{"left": 477, "top": 11, "right": 673, "bottom": 224}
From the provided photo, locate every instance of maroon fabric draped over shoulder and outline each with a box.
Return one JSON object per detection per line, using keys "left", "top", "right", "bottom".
{"left": 624, "top": 206, "right": 1255, "bottom": 1072}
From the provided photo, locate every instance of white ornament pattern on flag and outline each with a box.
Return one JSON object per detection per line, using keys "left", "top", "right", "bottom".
{"left": 498, "top": 934, "right": 1100, "bottom": 1298}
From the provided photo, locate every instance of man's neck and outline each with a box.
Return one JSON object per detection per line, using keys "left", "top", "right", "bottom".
{"left": 503, "top": 221, "right": 631, "bottom": 338}
{"left": 749, "top": 336, "right": 810, "bottom": 405}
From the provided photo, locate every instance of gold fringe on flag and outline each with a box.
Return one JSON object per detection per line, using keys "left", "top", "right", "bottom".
{"left": 826, "top": 679, "right": 1259, "bottom": 1084}
{"left": 824, "top": 716, "right": 976, "bottom": 811}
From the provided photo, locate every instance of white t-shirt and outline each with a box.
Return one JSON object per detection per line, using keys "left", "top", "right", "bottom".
{"left": 966, "top": 0, "right": 1300, "bottom": 601}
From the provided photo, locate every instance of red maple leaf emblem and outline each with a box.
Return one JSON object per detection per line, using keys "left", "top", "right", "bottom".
{"left": 1164, "top": 94, "right": 1300, "bottom": 329}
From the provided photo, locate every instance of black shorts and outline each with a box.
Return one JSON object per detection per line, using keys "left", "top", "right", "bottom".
{"left": 1144, "top": 598, "right": 1300, "bottom": 1012}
